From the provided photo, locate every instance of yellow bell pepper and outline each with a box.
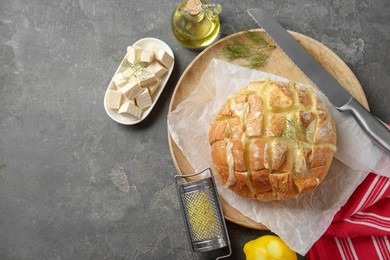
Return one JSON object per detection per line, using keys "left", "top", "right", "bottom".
{"left": 243, "top": 235, "right": 297, "bottom": 260}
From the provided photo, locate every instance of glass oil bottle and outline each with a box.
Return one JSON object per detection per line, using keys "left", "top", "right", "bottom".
{"left": 172, "top": 0, "right": 222, "bottom": 49}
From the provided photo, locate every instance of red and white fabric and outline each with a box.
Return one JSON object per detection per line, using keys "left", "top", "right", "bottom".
{"left": 307, "top": 173, "right": 390, "bottom": 259}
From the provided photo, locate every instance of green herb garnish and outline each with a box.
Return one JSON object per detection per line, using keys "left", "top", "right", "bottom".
{"left": 246, "top": 30, "right": 271, "bottom": 47}
{"left": 282, "top": 118, "right": 307, "bottom": 146}
{"left": 121, "top": 59, "right": 153, "bottom": 81}
{"left": 222, "top": 30, "right": 275, "bottom": 69}
{"left": 223, "top": 41, "right": 251, "bottom": 60}
{"left": 248, "top": 52, "right": 270, "bottom": 69}
{"left": 110, "top": 51, "right": 123, "bottom": 63}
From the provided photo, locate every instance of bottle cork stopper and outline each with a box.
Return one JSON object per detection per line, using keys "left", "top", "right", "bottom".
{"left": 185, "top": 0, "right": 202, "bottom": 16}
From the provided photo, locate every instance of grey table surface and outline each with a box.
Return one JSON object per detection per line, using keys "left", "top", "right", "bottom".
{"left": 1, "top": 0, "right": 389, "bottom": 259}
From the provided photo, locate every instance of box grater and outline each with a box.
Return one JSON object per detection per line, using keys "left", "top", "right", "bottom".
{"left": 175, "top": 168, "right": 231, "bottom": 259}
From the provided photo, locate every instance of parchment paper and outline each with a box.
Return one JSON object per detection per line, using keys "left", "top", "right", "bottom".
{"left": 167, "top": 58, "right": 390, "bottom": 255}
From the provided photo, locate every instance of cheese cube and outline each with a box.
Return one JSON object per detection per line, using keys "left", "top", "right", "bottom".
{"left": 147, "top": 61, "right": 168, "bottom": 78}
{"left": 122, "top": 68, "right": 135, "bottom": 78}
{"left": 126, "top": 46, "right": 143, "bottom": 63}
{"left": 156, "top": 49, "right": 173, "bottom": 68}
{"left": 109, "top": 81, "right": 117, "bottom": 90}
{"left": 150, "top": 48, "right": 159, "bottom": 57}
{"left": 107, "top": 89, "right": 122, "bottom": 110}
{"left": 118, "top": 100, "right": 143, "bottom": 119}
{"left": 113, "top": 72, "right": 128, "bottom": 88}
{"left": 121, "top": 92, "right": 131, "bottom": 103}
{"left": 120, "top": 77, "right": 143, "bottom": 99}
{"left": 136, "top": 89, "right": 153, "bottom": 109}
{"left": 138, "top": 71, "right": 158, "bottom": 87}
{"left": 147, "top": 80, "right": 161, "bottom": 96}
{"left": 140, "top": 50, "right": 154, "bottom": 65}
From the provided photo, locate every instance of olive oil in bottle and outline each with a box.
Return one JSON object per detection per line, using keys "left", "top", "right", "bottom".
{"left": 172, "top": 0, "right": 222, "bottom": 49}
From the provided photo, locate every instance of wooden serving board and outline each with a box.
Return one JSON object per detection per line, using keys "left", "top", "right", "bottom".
{"left": 167, "top": 29, "right": 369, "bottom": 230}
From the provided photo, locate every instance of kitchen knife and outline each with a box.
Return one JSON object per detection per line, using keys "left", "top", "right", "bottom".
{"left": 248, "top": 9, "right": 390, "bottom": 154}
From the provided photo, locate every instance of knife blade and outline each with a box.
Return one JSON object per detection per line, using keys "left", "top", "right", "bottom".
{"left": 247, "top": 8, "right": 390, "bottom": 154}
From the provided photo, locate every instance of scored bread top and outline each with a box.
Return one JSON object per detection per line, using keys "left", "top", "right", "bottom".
{"left": 209, "top": 80, "right": 337, "bottom": 201}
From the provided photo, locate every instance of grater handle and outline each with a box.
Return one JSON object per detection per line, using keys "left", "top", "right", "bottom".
{"left": 174, "top": 168, "right": 211, "bottom": 186}
{"left": 215, "top": 243, "right": 232, "bottom": 259}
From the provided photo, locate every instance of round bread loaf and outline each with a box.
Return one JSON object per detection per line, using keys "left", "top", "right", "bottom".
{"left": 209, "top": 80, "right": 337, "bottom": 201}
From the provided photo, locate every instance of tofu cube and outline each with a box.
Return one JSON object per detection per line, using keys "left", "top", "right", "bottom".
{"left": 150, "top": 48, "right": 159, "bottom": 57}
{"left": 107, "top": 89, "right": 122, "bottom": 110}
{"left": 155, "top": 49, "right": 173, "bottom": 68}
{"left": 120, "top": 77, "right": 144, "bottom": 99}
{"left": 147, "top": 80, "right": 161, "bottom": 96}
{"left": 147, "top": 61, "right": 168, "bottom": 78}
{"left": 118, "top": 100, "right": 143, "bottom": 119}
{"left": 136, "top": 89, "right": 153, "bottom": 109}
{"left": 138, "top": 71, "right": 158, "bottom": 87}
{"left": 122, "top": 68, "right": 135, "bottom": 78}
{"left": 109, "top": 81, "right": 117, "bottom": 90}
{"left": 126, "top": 46, "right": 143, "bottom": 63}
{"left": 113, "top": 72, "right": 128, "bottom": 88}
{"left": 121, "top": 92, "right": 131, "bottom": 103}
{"left": 139, "top": 50, "right": 154, "bottom": 65}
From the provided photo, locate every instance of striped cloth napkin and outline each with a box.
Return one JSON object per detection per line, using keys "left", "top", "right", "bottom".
{"left": 307, "top": 172, "right": 390, "bottom": 259}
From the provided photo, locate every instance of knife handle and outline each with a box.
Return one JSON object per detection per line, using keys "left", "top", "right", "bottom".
{"left": 340, "top": 98, "right": 390, "bottom": 154}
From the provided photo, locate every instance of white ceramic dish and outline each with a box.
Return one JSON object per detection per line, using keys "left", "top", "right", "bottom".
{"left": 104, "top": 38, "right": 175, "bottom": 125}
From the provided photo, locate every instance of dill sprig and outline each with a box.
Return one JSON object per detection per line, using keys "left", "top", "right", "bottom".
{"left": 121, "top": 59, "right": 153, "bottom": 81}
{"left": 282, "top": 118, "right": 307, "bottom": 144}
{"left": 110, "top": 51, "right": 123, "bottom": 63}
{"left": 246, "top": 30, "right": 271, "bottom": 47}
{"left": 121, "top": 58, "right": 132, "bottom": 67}
{"left": 222, "top": 30, "right": 275, "bottom": 69}
{"left": 223, "top": 41, "right": 251, "bottom": 60}
{"left": 248, "top": 52, "right": 270, "bottom": 69}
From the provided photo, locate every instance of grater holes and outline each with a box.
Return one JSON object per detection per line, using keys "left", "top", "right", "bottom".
{"left": 182, "top": 187, "right": 224, "bottom": 242}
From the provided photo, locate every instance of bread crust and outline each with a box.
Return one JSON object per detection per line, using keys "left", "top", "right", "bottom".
{"left": 209, "top": 80, "right": 337, "bottom": 201}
